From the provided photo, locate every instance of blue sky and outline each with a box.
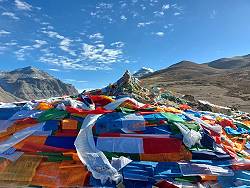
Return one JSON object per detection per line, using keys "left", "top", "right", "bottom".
{"left": 0, "top": 0, "right": 250, "bottom": 91}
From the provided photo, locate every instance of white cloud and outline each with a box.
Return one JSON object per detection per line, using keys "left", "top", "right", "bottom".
{"left": 39, "top": 55, "right": 111, "bottom": 71}
{"left": 82, "top": 43, "right": 122, "bottom": 64}
{"left": 154, "top": 11, "right": 164, "bottom": 17}
{"left": 14, "top": 45, "right": 34, "bottom": 60}
{"left": 97, "top": 3, "right": 113, "bottom": 9}
{"left": 15, "top": 50, "right": 26, "bottom": 60}
{"left": 110, "top": 41, "right": 125, "bottom": 48}
{"left": 59, "top": 38, "right": 76, "bottom": 56}
{"left": 33, "top": 40, "right": 47, "bottom": 48}
{"left": 42, "top": 30, "right": 64, "bottom": 39}
{"left": 120, "top": 15, "right": 127, "bottom": 21}
{"left": 40, "top": 48, "right": 53, "bottom": 55}
{"left": 172, "top": 4, "right": 183, "bottom": 11}
{"left": 64, "top": 79, "right": 88, "bottom": 83}
{"left": 174, "top": 12, "right": 181, "bottom": 16}
{"left": 60, "top": 38, "right": 71, "bottom": 46}
{"left": 153, "top": 32, "right": 165, "bottom": 37}
{"left": 35, "top": 6, "right": 41, "bottom": 10}
{"left": 153, "top": 4, "right": 171, "bottom": 17}
{"left": 39, "top": 51, "right": 94, "bottom": 71}
{"left": 48, "top": 68, "right": 60, "bottom": 72}
{"left": 37, "top": 30, "right": 125, "bottom": 71}
{"left": 162, "top": 4, "right": 170, "bottom": 10}
{"left": 47, "top": 25, "right": 54, "bottom": 30}
{"left": 15, "top": 0, "right": 32, "bottom": 11}
{"left": 88, "top": 33, "right": 104, "bottom": 40}
{"left": 90, "top": 12, "right": 97, "bottom": 16}
{"left": 41, "top": 22, "right": 50, "bottom": 25}
{"left": 0, "top": 30, "right": 10, "bottom": 36}
{"left": 5, "top": 41, "right": 18, "bottom": 46}
{"left": 2, "top": 12, "right": 20, "bottom": 20}
{"left": 37, "top": 28, "right": 125, "bottom": 71}
{"left": 137, "top": 21, "right": 154, "bottom": 28}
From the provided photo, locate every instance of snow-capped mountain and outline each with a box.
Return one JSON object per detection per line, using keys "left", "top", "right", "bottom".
{"left": 133, "top": 67, "right": 154, "bottom": 78}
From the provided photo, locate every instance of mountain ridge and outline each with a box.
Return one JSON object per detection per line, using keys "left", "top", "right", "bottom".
{"left": 0, "top": 66, "right": 78, "bottom": 102}
{"left": 141, "top": 54, "right": 250, "bottom": 112}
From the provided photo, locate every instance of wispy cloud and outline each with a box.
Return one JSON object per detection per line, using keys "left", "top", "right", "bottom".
{"left": 171, "top": 4, "right": 183, "bottom": 11}
{"left": 88, "top": 33, "right": 104, "bottom": 40}
{"left": 15, "top": 0, "right": 32, "bottom": 11}
{"left": 41, "top": 22, "right": 50, "bottom": 25}
{"left": 153, "top": 11, "right": 164, "bottom": 17}
{"left": 0, "top": 29, "right": 10, "bottom": 36}
{"left": 152, "top": 31, "right": 165, "bottom": 37}
{"left": 97, "top": 2, "right": 113, "bottom": 9}
{"left": 110, "top": 41, "right": 125, "bottom": 48}
{"left": 5, "top": 41, "right": 18, "bottom": 46}
{"left": 2, "top": 12, "right": 20, "bottom": 20}
{"left": 39, "top": 53, "right": 112, "bottom": 71}
{"left": 137, "top": 21, "right": 154, "bottom": 28}
{"left": 59, "top": 38, "right": 76, "bottom": 56}
{"left": 162, "top": 4, "right": 170, "bottom": 10}
{"left": 48, "top": 68, "right": 60, "bottom": 72}
{"left": 14, "top": 45, "right": 34, "bottom": 60}
{"left": 172, "top": 4, "right": 183, "bottom": 16}
{"left": 42, "top": 30, "right": 64, "bottom": 39}
{"left": 33, "top": 40, "right": 47, "bottom": 48}
{"left": 64, "top": 79, "right": 88, "bottom": 83}
{"left": 39, "top": 56, "right": 81, "bottom": 69}
{"left": 120, "top": 15, "right": 127, "bottom": 21}
{"left": 153, "top": 4, "right": 170, "bottom": 17}
{"left": 89, "top": 2, "right": 115, "bottom": 23}
{"left": 0, "top": 0, "right": 179, "bottom": 72}
{"left": 82, "top": 43, "right": 122, "bottom": 64}
{"left": 37, "top": 21, "right": 126, "bottom": 71}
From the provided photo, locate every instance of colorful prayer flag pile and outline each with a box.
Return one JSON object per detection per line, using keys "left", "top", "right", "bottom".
{"left": 0, "top": 93, "right": 249, "bottom": 187}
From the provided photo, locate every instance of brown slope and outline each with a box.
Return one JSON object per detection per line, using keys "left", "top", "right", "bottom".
{"left": 141, "top": 56, "right": 250, "bottom": 113}
{"left": 142, "top": 61, "right": 223, "bottom": 81}
{"left": 207, "top": 54, "right": 250, "bottom": 70}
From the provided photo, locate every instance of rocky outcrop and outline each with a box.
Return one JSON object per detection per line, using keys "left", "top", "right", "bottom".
{"left": 89, "top": 70, "right": 151, "bottom": 102}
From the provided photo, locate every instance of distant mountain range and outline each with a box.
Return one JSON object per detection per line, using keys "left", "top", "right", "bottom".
{"left": 0, "top": 66, "right": 78, "bottom": 102}
{"left": 140, "top": 54, "right": 250, "bottom": 112}
{"left": 1, "top": 54, "right": 250, "bottom": 112}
